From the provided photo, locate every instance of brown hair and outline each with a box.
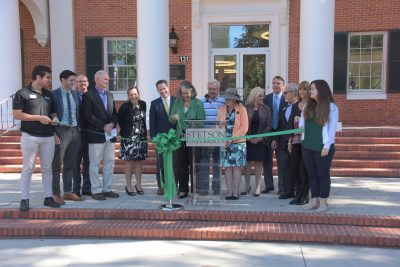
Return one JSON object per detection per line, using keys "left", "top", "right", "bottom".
{"left": 303, "top": 80, "right": 335, "bottom": 126}
{"left": 297, "top": 81, "right": 310, "bottom": 101}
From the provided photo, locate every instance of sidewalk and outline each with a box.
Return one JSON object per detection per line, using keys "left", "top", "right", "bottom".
{"left": 1, "top": 173, "right": 399, "bottom": 216}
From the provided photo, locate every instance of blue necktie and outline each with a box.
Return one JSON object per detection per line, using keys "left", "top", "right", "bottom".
{"left": 272, "top": 95, "right": 279, "bottom": 129}
{"left": 66, "top": 92, "right": 73, "bottom": 125}
{"left": 285, "top": 104, "right": 291, "bottom": 121}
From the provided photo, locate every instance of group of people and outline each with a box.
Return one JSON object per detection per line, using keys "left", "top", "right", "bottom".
{"left": 13, "top": 65, "right": 338, "bottom": 214}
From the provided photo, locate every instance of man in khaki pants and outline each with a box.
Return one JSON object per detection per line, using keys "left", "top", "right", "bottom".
{"left": 12, "top": 65, "right": 61, "bottom": 211}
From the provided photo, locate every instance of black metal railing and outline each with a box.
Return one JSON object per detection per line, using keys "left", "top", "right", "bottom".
{"left": 0, "top": 94, "right": 16, "bottom": 137}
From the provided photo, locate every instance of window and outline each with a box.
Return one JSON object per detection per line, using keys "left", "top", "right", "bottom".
{"left": 104, "top": 38, "right": 137, "bottom": 92}
{"left": 347, "top": 33, "right": 386, "bottom": 92}
{"left": 211, "top": 24, "right": 269, "bottom": 49}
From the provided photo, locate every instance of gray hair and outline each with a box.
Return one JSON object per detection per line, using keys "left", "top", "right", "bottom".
{"left": 208, "top": 79, "right": 220, "bottom": 89}
{"left": 94, "top": 70, "right": 108, "bottom": 80}
{"left": 176, "top": 80, "right": 197, "bottom": 99}
{"left": 285, "top": 83, "right": 298, "bottom": 96}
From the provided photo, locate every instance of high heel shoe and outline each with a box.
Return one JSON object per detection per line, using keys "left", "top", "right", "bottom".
{"left": 240, "top": 186, "right": 251, "bottom": 195}
{"left": 253, "top": 193, "right": 260, "bottom": 197}
{"left": 125, "top": 186, "right": 136, "bottom": 196}
{"left": 135, "top": 185, "right": 144, "bottom": 195}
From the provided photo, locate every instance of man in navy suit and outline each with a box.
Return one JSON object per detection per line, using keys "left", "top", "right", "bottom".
{"left": 52, "top": 70, "right": 83, "bottom": 204}
{"left": 81, "top": 70, "right": 119, "bottom": 201}
{"left": 262, "top": 75, "right": 286, "bottom": 194}
{"left": 149, "top": 80, "right": 176, "bottom": 195}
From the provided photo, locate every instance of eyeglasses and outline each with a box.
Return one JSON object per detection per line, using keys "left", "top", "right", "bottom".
{"left": 77, "top": 80, "right": 88, "bottom": 83}
{"left": 272, "top": 82, "right": 283, "bottom": 85}
{"left": 283, "top": 91, "right": 292, "bottom": 95}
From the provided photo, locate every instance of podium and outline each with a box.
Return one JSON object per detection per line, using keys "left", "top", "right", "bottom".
{"left": 184, "top": 120, "right": 226, "bottom": 205}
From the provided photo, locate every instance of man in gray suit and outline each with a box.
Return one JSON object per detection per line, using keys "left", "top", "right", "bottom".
{"left": 52, "top": 70, "right": 83, "bottom": 204}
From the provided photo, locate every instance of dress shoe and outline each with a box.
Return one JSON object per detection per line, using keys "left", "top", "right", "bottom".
{"left": 156, "top": 188, "right": 164, "bottom": 195}
{"left": 304, "top": 197, "right": 319, "bottom": 211}
{"left": 296, "top": 198, "right": 309, "bottom": 205}
{"left": 289, "top": 198, "right": 300, "bottom": 205}
{"left": 103, "top": 191, "right": 120, "bottom": 198}
{"left": 253, "top": 193, "right": 260, "bottom": 197}
{"left": 261, "top": 186, "right": 274, "bottom": 194}
{"left": 240, "top": 186, "right": 251, "bottom": 195}
{"left": 225, "top": 196, "right": 233, "bottom": 200}
{"left": 178, "top": 192, "right": 188, "bottom": 199}
{"left": 125, "top": 186, "right": 136, "bottom": 196}
{"left": 315, "top": 197, "right": 328, "bottom": 213}
{"left": 92, "top": 193, "right": 106, "bottom": 201}
{"left": 20, "top": 199, "right": 29, "bottom": 212}
{"left": 53, "top": 194, "right": 65, "bottom": 205}
{"left": 63, "top": 192, "right": 84, "bottom": 201}
{"left": 44, "top": 197, "right": 61, "bottom": 208}
{"left": 82, "top": 191, "right": 92, "bottom": 196}
{"left": 231, "top": 195, "right": 239, "bottom": 200}
{"left": 278, "top": 193, "right": 294, "bottom": 199}
{"left": 135, "top": 185, "right": 144, "bottom": 195}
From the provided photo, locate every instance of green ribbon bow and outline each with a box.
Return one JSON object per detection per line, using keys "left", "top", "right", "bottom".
{"left": 152, "top": 128, "right": 182, "bottom": 201}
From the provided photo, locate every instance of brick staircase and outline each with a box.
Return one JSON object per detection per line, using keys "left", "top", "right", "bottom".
{"left": 0, "top": 127, "right": 399, "bottom": 177}
{"left": 0, "top": 209, "right": 399, "bottom": 247}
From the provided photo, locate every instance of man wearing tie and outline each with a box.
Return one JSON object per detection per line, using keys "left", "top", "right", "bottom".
{"left": 149, "top": 80, "right": 176, "bottom": 195}
{"left": 52, "top": 70, "right": 83, "bottom": 204}
{"left": 82, "top": 70, "right": 119, "bottom": 201}
{"left": 262, "top": 76, "right": 286, "bottom": 194}
{"left": 73, "top": 75, "right": 91, "bottom": 197}
{"left": 273, "top": 84, "right": 299, "bottom": 199}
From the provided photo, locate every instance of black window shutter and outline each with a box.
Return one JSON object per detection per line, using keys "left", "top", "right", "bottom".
{"left": 388, "top": 30, "right": 400, "bottom": 92}
{"left": 333, "top": 32, "right": 348, "bottom": 93}
{"left": 85, "top": 37, "right": 103, "bottom": 90}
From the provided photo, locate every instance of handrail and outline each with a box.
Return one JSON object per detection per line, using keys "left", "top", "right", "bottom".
{"left": 0, "top": 94, "right": 16, "bottom": 137}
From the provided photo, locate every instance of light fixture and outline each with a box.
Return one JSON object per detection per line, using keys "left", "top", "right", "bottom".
{"left": 215, "top": 60, "right": 236, "bottom": 67}
{"left": 169, "top": 26, "right": 179, "bottom": 54}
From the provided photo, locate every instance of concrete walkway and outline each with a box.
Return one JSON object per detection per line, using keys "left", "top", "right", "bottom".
{"left": 0, "top": 239, "right": 399, "bottom": 267}
{"left": 0, "top": 173, "right": 399, "bottom": 216}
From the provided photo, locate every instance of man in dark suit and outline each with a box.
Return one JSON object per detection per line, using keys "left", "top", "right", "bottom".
{"left": 52, "top": 70, "right": 83, "bottom": 204}
{"left": 81, "top": 70, "right": 119, "bottom": 201}
{"left": 149, "top": 80, "right": 176, "bottom": 195}
{"left": 73, "top": 74, "right": 91, "bottom": 196}
{"left": 273, "top": 84, "right": 299, "bottom": 199}
{"left": 262, "top": 75, "right": 286, "bottom": 194}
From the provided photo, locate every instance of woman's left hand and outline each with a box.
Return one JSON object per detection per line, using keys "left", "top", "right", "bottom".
{"left": 321, "top": 148, "right": 329, "bottom": 157}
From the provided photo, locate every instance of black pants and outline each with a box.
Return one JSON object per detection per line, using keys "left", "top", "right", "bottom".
{"left": 290, "top": 144, "right": 309, "bottom": 199}
{"left": 175, "top": 142, "right": 192, "bottom": 193}
{"left": 73, "top": 140, "right": 91, "bottom": 194}
{"left": 277, "top": 144, "right": 293, "bottom": 194}
{"left": 302, "top": 146, "right": 334, "bottom": 198}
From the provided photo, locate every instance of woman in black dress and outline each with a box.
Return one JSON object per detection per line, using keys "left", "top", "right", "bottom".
{"left": 243, "top": 87, "right": 272, "bottom": 196}
{"left": 118, "top": 87, "right": 148, "bottom": 195}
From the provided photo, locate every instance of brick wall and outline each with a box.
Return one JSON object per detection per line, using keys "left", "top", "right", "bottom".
{"left": 169, "top": 0, "right": 192, "bottom": 96}
{"left": 19, "top": 2, "right": 51, "bottom": 87}
{"left": 289, "top": 0, "right": 400, "bottom": 126}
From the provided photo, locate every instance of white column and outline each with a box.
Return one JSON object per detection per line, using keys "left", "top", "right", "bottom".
{"left": 299, "top": 0, "right": 335, "bottom": 88}
{"left": 137, "top": 0, "right": 169, "bottom": 108}
{"left": 49, "top": 0, "right": 75, "bottom": 88}
{"left": 0, "top": 0, "right": 22, "bottom": 101}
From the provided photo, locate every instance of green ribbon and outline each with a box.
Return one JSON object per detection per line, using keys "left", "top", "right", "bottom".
{"left": 152, "top": 128, "right": 182, "bottom": 201}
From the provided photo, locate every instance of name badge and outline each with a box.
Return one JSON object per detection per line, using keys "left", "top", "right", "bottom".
{"left": 29, "top": 94, "right": 37, "bottom": 99}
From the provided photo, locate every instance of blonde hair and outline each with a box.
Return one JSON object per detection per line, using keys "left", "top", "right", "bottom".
{"left": 246, "top": 87, "right": 265, "bottom": 105}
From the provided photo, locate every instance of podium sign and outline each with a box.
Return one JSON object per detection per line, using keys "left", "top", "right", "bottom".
{"left": 186, "top": 128, "right": 226, "bottom": 147}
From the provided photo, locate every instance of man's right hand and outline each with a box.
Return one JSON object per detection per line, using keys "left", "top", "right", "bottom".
{"left": 38, "top": 116, "right": 52, "bottom": 125}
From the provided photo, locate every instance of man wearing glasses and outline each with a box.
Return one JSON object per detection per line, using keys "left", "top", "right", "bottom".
{"left": 262, "top": 76, "right": 286, "bottom": 194}
{"left": 73, "top": 75, "right": 91, "bottom": 197}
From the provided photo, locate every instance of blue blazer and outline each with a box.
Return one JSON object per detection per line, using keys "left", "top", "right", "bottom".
{"left": 263, "top": 92, "right": 286, "bottom": 131}
{"left": 149, "top": 96, "right": 176, "bottom": 139}
{"left": 52, "top": 87, "right": 80, "bottom": 125}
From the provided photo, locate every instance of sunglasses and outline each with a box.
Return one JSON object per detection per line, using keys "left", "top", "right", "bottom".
{"left": 283, "top": 91, "right": 292, "bottom": 95}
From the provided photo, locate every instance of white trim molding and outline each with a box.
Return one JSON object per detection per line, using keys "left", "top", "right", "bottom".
{"left": 20, "top": 0, "right": 49, "bottom": 47}
{"left": 192, "top": 0, "right": 289, "bottom": 96}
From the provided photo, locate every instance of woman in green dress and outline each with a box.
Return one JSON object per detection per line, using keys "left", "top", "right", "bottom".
{"left": 169, "top": 81, "right": 205, "bottom": 198}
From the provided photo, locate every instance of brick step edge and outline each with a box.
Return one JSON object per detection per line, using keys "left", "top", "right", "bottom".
{"left": 1, "top": 209, "right": 399, "bottom": 228}
{"left": 0, "top": 219, "right": 399, "bottom": 247}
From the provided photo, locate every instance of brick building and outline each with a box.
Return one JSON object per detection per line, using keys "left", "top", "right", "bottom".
{"left": 2, "top": 0, "right": 400, "bottom": 126}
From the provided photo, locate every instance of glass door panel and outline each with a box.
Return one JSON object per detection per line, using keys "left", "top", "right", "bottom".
{"left": 242, "top": 54, "right": 266, "bottom": 100}
{"left": 213, "top": 54, "right": 237, "bottom": 91}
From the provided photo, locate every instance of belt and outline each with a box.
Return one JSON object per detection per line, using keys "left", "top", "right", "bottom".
{"left": 58, "top": 125, "right": 78, "bottom": 128}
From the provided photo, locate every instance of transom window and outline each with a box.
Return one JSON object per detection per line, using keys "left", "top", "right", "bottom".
{"left": 347, "top": 33, "right": 386, "bottom": 92}
{"left": 211, "top": 24, "right": 269, "bottom": 49}
{"left": 104, "top": 38, "right": 137, "bottom": 91}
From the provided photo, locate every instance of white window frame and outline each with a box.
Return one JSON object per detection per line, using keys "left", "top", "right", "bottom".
{"left": 346, "top": 32, "right": 387, "bottom": 100}
{"left": 103, "top": 37, "right": 137, "bottom": 100}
